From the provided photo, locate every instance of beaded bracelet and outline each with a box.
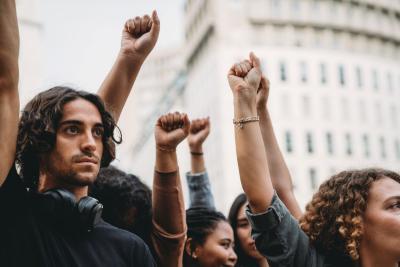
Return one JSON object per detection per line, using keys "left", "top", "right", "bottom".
{"left": 233, "top": 116, "right": 259, "bottom": 129}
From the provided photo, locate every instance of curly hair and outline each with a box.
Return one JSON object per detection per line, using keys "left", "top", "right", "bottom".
{"left": 299, "top": 168, "right": 400, "bottom": 260}
{"left": 90, "top": 165, "right": 152, "bottom": 245}
{"left": 16, "top": 86, "right": 121, "bottom": 190}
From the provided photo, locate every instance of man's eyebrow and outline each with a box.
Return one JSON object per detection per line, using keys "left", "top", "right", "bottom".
{"left": 58, "top": 120, "right": 104, "bottom": 128}
{"left": 59, "top": 120, "right": 83, "bottom": 126}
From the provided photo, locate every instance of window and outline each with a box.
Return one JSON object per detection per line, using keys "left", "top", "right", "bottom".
{"left": 281, "top": 94, "right": 291, "bottom": 118}
{"left": 341, "top": 98, "right": 350, "bottom": 121}
{"left": 390, "top": 105, "right": 397, "bottom": 126}
{"left": 338, "top": 65, "right": 345, "bottom": 86}
{"left": 302, "top": 95, "right": 311, "bottom": 117}
{"left": 345, "top": 133, "right": 353, "bottom": 156}
{"left": 358, "top": 100, "right": 367, "bottom": 122}
{"left": 285, "top": 131, "right": 293, "bottom": 153}
{"left": 322, "top": 96, "right": 331, "bottom": 120}
{"left": 387, "top": 73, "right": 393, "bottom": 91}
{"left": 319, "top": 63, "right": 327, "bottom": 84}
{"left": 300, "top": 61, "right": 308, "bottom": 83}
{"left": 355, "top": 66, "right": 363, "bottom": 88}
{"left": 372, "top": 70, "right": 379, "bottom": 90}
{"left": 326, "top": 132, "right": 334, "bottom": 155}
{"left": 279, "top": 62, "right": 287, "bottom": 82}
{"left": 379, "top": 136, "right": 386, "bottom": 159}
{"left": 362, "top": 134, "right": 370, "bottom": 158}
{"left": 309, "top": 168, "right": 318, "bottom": 190}
{"left": 375, "top": 102, "right": 383, "bottom": 124}
{"left": 395, "top": 139, "right": 400, "bottom": 160}
{"left": 306, "top": 132, "right": 314, "bottom": 154}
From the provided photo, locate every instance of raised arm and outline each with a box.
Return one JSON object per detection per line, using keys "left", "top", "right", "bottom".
{"left": 152, "top": 112, "right": 189, "bottom": 267}
{"left": 227, "top": 53, "right": 273, "bottom": 213}
{"left": 256, "top": 75, "right": 302, "bottom": 218}
{"left": 97, "top": 11, "right": 160, "bottom": 122}
{"left": 186, "top": 117, "right": 215, "bottom": 209}
{"left": 0, "top": 0, "right": 20, "bottom": 186}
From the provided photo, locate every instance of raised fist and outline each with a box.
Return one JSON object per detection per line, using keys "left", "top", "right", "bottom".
{"left": 121, "top": 11, "right": 160, "bottom": 60}
{"left": 187, "top": 117, "right": 210, "bottom": 151}
{"left": 256, "top": 75, "right": 270, "bottom": 111}
{"left": 227, "top": 52, "right": 262, "bottom": 103}
{"left": 155, "top": 112, "right": 190, "bottom": 151}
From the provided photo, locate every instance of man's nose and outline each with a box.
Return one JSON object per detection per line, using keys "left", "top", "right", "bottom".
{"left": 81, "top": 130, "right": 97, "bottom": 152}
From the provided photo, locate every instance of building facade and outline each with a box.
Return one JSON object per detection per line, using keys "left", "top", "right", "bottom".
{"left": 182, "top": 0, "right": 400, "bottom": 211}
{"left": 17, "top": 0, "right": 43, "bottom": 106}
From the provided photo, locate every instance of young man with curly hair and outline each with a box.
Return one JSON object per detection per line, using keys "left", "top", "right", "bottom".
{"left": 227, "top": 52, "right": 400, "bottom": 267}
{"left": 0, "top": 0, "right": 160, "bottom": 266}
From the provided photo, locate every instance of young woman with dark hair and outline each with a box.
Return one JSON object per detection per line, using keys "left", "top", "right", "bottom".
{"left": 184, "top": 207, "right": 237, "bottom": 267}
{"left": 228, "top": 193, "right": 267, "bottom": 267}
{"left": 228, "top": 53, "right": 400, "bottom": 267}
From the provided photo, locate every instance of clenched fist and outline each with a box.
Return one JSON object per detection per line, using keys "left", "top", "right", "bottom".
{"left": 187, "top": 117, "right": 210, "bottom": 152}
{"left": 155, "top": 112, "right": 190, "bottom": 151}
{"left": 227, "top": 52, "right": 262, "bottom": 106}
{"left": 121, "top": 11, "right": 160, "bottom": 60}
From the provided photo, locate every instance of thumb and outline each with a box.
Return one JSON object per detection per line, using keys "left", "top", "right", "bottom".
{"left": 150, "top": 10, "right": 160, "bottom": 39}
{"left": 181, "top": 113, "right": 190, "bottom": 135}
{"left": 249, "top": 52, "right": 261, "bottom": 72}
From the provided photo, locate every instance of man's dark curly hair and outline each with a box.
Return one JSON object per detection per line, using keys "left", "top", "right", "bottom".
{"left": 15, "top": 86, "right": 121, "bottom": 190}
{"left": 90, "top": 165, "right": 152, "bottom": 245}
{"left": 299, "top": 168, "right": 400, "bottom": 260}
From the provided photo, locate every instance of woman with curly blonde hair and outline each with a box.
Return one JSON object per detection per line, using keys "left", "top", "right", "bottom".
{"left": 227, "top": 52, "right": 400, "bottom": 267}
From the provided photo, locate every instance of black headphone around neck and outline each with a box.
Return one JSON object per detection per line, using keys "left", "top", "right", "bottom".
{"left": 33, "top": 188, "right": 103, "bottom": 233}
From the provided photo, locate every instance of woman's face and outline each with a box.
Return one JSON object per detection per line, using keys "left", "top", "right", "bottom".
{"left": 236, "top": 203, "right": 264, "bottom": 260}
{"left": 195, "top": 221, "right": 237, "bottom": 267}
{"left": 361, "top": 177, "right": 400, "bottom": 261}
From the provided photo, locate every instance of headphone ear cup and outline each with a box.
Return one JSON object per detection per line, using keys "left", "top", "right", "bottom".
{"left": 76, "top": 196, "right": 103, "bottom": 232}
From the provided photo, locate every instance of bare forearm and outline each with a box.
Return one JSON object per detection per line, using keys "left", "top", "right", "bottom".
{"left": 0, "top": 0, "right": 19, "bottom": 187}
{"left": 97, "top": 53, "right": 144, "bottom": 122}
{"left": 234, "top": 97, "right": 273, "bottom": 213}
{"left": 0, "top": 0, "right": 19, "bottom": 85}
{"left": 189, "top": 144, "right": 205, "bottom": 173}
{"left": 258, "top": 108, "right": 302, "bottom": 218}
{"left": 155, "top": 149, "right": 178, "bottom": 173}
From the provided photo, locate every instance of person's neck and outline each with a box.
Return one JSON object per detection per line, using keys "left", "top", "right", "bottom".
{"left": 359, "top": 246, "right": 398, "bottom": 267}
{"left": 38, "top": 174, "right": 88, "bottom": 200}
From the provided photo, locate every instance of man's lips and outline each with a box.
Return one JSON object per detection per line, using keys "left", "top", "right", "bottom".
{"left": 75, "top": 157, "right": 98, "bottom": 164}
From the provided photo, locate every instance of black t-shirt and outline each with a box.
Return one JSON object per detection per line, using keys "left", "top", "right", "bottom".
{"left": 0, "top": 166, "right": 156, "bottom": 267}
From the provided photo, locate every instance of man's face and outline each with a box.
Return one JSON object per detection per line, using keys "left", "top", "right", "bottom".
{"left": 41, "top": 98, "right": 104, "bottom": 188}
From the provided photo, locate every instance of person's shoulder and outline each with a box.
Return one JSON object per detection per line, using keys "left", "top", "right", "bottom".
{"left": 95, "top": 220, "right": 151, "bottom": 252}
{"left": 94, "top": 220, "right": 155, "bottom": 265}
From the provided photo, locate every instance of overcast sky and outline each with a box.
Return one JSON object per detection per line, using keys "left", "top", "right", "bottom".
{"left": 38, "top": 0, "right": 184, "bottom": 92}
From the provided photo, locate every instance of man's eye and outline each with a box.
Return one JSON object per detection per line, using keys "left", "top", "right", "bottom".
{"left": 93, "top": 128, "right": 104, "bottom": 137}
{"left": 65, "top": 126, "right": 79, "bottom": 134}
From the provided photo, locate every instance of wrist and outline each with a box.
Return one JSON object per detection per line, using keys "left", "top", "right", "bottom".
{"left": 189, "top": 144, "right": 203, "bottom": 153}
{"left": 117, "top": 50, "right": 146, "bottom": 65}
{"left": 256, "top": 103, "right": 267, "bottom": 113}
{"left": 155, "top": 148, "right": 178, "bottom": 172}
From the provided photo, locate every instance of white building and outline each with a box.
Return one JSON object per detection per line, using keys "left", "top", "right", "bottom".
{"left": 17, "top": 0, "right": 43, "bottom": 106}
{"left": 117, "top": 48, "right": 186, "bottom": 180}
{"left": 182, "top": 0, "right": 400, "bottom": 211}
